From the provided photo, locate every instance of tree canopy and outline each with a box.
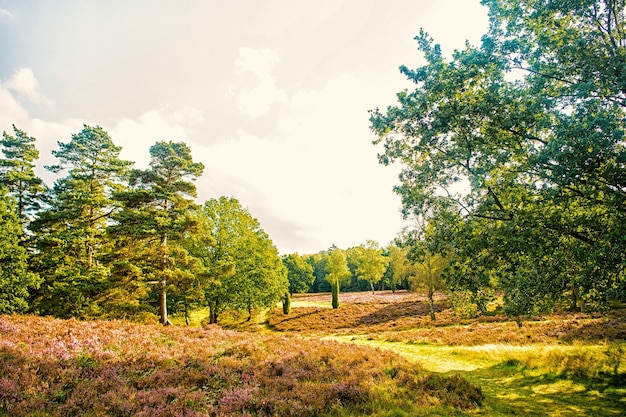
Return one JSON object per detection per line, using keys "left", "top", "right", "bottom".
{"left": 370, "top": 0, "right": 626, "bottom": 317}
{"left": 196, "top": 196, "right": 288, "bottom": 324}
{"left": 0, "top": 193, "right": 41, "bottom": 313}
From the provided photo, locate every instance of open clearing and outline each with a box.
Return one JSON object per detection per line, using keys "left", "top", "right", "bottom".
{"left": 267, "top": 291, "right": 626, "bottom": 416}
{"left": 2, "top": 290, "right": 625, "bottom": 416}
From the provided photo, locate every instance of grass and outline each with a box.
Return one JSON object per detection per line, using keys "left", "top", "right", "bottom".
{"left": 3, "top": 290, "right": 625, "bottom": 416}
{"left": 272, "top": 291, "right": 626, "bottom": 417}
{"left": 330, "top": 337, "right": 626, "bottom": 415}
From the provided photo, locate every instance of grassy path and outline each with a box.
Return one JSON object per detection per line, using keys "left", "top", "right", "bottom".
{"left": 331, "top": 336, "right": 626, "bottom": 416}
{"left": 172, "top": 295, "right": 626, "bottom": 416}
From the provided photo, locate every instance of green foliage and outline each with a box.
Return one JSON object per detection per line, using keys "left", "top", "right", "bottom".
{"left": 370, "top": 0, "right": 626, "bottom": 317}
{"left": 195, "top": 196, "right": 288, "bottom": 323}
{"left": 282, "top": 253, "right": 315, "bottom": 295}
{"left": 307, "top": 253, "right": 331, "bottom": 293}
{"left": 0, "top": 193, "right": 41, "bottom": 313}
{"left": 110, "top": 141, "right": 203, "bottom": 325}
{"left": 282, "top": 292, "right": 291, "bottom": 315}
{"left": 383, "top": 246, "right": 414, "bottom": 292}
{"left": 348, "top": 240, "right": 389, "bottom": 293}
{"left": 30, "top": 125, "right": 132, "bottom": 318}
{"left": 325, "top": 248, "right": 351, "bottom": 309}
{"left": 0, "top": 125, "right": 46, "bottom": 224}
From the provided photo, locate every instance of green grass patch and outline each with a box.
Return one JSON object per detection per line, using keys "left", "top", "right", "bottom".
{"left": 332, "top": 337, "right": 626, "bottom": 416}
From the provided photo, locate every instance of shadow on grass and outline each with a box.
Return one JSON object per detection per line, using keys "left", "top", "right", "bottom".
{"left": 355, "top": 301, "right": 448, "bottom": 327}
{"left": 453, "top": 362, "right": 626, "bottom": 416}
{"left": 553, "top": 309, "right": 626, "bottom": 343}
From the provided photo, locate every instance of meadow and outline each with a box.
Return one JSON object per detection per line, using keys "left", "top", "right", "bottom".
{"left": 1, "top": 291, "right": 625, "bottom": 416}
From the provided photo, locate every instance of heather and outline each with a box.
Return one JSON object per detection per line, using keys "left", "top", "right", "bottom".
{"left": 0, "top": 314, "right": 483, "bottom": 416}
{"left": 268, "top": 293, "right": 626, "bottom": 346}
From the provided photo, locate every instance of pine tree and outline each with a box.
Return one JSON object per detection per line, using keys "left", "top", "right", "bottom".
{"left": 111, "top": 141, "right": 203, "bottom": 325}
{"left": 30, "top": 125, "right": 131, "bottom": 318}
{"left": 0, "top": 192, "right": 42, "bottom": 313}
{"left": 0, "top": 125, "right": 46, "bottom": 227}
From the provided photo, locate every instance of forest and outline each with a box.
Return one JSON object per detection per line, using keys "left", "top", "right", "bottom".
{"left": 1, "top": 0, "right": 625, "bottom": 415}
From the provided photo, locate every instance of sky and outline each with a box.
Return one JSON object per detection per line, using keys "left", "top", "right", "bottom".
{"left": 0, "top": 0, "right": 489, "bottom": 254}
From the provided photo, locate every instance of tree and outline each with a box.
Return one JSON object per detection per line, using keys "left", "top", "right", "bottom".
{"left": 349, "top": 240, "right": 389, "bottom": 294}
{"left": 111, "top": 141, "right": 203, "bottom": 325}
{"left": 370, "top": 0, "right": 626, "bottom": 317}
{"left": 30, "top": 125, "right": 131, "bottom": 318}
{"left": 325, "top": 248, "right": 351, "bottom": 309}
{"left": 410, "top": 250, "right": 448, "bottom": 321}
{"left": 0, "top": 125, "right": 46, "bottom": 226}
{"left": 383, "top": 245, "right": 414, "bottom": 292}
{"left": 307, "top": 253, "right": 331, "bottom": 293}
{"left": 196, "top": 197, "right": 288, "bottom": 324}
{"left": 282, "top": 253, "right": 315, "bottom": 295}
{"left": 0, "top": 192, "right": 41, "bottom": 313}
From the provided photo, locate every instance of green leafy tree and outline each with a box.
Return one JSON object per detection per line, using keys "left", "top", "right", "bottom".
{"left": 325, "top": 247, "right": 351, "bottom": 309}
{"left": 30, "top": 125, "right": 131, "bottom": 318}
{"left": 111, "top": 141, "right": 203, "bottom": 325}
{"left": 409, "top": 250, "right": 448, "bottom": 321}
{"left": 307, "top": 253, "right": 331, "bottom": 293}
{"left": 350, "top": 240, "right": 389, "bottom": 294}
{"left": 370, "top": 0, "right": 626, "bottom": 317}
{"left": 196, "top": 196, "right": 288, "bottom": 324}
{"left": 0, "top": 193, "right": 41, "bottom": 313}
{"left": 383, "top": 245, "right": 415, "bottom": 293}
{"left": 282, "top": 253, "right": 315, "bottom": 295}
{"left": 0, "top": 125, "right": 46, "bottom": 225}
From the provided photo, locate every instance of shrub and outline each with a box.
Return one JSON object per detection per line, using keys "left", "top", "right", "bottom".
{"left": 0, "top": 315, "right": 482, "bottom": 416}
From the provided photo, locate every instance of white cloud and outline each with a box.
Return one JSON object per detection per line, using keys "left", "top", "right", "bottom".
{"left": 2, "top": 68, "right": 53, "bottom": 108}
{"left": 0, "top": 8, "right": 14, "bottom": 19}
{"left": 233, "top": 47, "right": 287, "bottom": 118}
{"left": 110, "top": 106, "right": 204, "bottom": 169}
{"left": 195, "top": 72, "right": 406, "bottom": 253}
{"left": 172, "top": 106, "right": 204, "bottom": 126}
{"left": 0, "top": 85, "right": 28, "bottom": 128}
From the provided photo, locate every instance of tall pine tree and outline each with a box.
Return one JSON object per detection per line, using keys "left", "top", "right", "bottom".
{"left": 30, "top": 125, "right": 132, "bottom": 318}
{"left": 0, "top": 125, "right": 46, "bottom": 228}
{"left": 111, "top": 141, "right": 203, "bottom": 325}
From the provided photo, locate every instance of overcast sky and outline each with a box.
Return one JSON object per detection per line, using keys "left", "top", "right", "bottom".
{"left": 0, "top": 0, "right": 489, "bottom": 254}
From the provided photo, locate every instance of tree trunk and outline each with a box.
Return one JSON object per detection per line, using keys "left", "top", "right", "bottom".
{"left": 370, "top": 281, "right": 375, "bottom": 294}
{"left": 428, "top": 286, "right": 436, "bottom": 321}
{"left": 158, "top": 234, "right": 170, "bottom": 326}
{"left": 158, "top": 282, "right": 171, "bottom": 325}
{"left": 282, "top": 292, "right": 291, "bottom": 315}
{"left": 570, "top": 285, "right": 579, "bottom": 311}
{"left": 209, "top": 301, "right": 219, "bottom": 324}
{"left": 331, "top": 281, "right": 340, "bottom": 309}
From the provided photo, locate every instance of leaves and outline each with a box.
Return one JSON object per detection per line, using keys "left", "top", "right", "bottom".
{"left": 371, "top": 0, "right": 626, "bottom": 316}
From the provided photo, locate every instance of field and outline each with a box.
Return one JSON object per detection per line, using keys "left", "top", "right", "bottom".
{"left": 1, "top": 291, "right": 625, "bottom": 416}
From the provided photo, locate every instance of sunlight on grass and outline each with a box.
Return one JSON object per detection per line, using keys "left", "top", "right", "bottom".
{"left": 531, "top": 380, "right": 586, "bottom": 395}
{"left": 170, "top": 307, "right": 211, "bottom": 327}
{"left": 329, "top": 337, "right": 521, "bottom": 372}
{"left": 291, "top": 300, "right": 333, "bottom": 308}
{"left": 328, "top": 336, "right": 626, "bottom": 417}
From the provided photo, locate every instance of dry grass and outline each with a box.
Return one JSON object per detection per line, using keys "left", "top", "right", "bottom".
{"left": 269, "top": 291, "right": 626, "bottom": 346}
{"left": 266, "top": 290, "right": 626, "bottom": 417}
{"left": 3, "top": 290, "right": 625, "bottom": 416}
{"left": 0, "top": 314, "right": 483, "bottom": 416}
